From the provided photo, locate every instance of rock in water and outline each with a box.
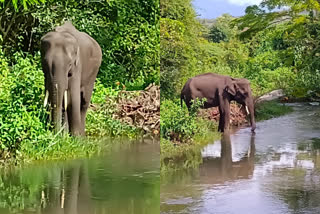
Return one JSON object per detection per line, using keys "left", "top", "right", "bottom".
{"left": 309, "top": 102, "right": 320, "bottom": 106}
{"left": 255, "top": 89, "right": 285, "bottom": 104}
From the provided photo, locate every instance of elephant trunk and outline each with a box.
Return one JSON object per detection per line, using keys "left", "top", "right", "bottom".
{"left": 52, "top": 82, "right": 64, "bottom": 134}
{"left": 246, "top": 98, "right": 256, "bottom": 132}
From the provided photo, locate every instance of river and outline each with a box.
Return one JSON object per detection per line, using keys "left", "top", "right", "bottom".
{"left": 161, "top": 103, "right": 320, "bottom": 214}
{"left": 0, "top": 139, "right": 160, "bottom": 214}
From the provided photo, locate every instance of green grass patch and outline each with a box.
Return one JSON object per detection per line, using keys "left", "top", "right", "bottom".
{"left": 255, "top": 101, "right": 293, "bottom": 121}
{"left": 1, "top": 136, "right": 139, "bottom": 167}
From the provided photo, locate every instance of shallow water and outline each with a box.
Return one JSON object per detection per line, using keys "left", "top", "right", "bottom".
{"left": 0, "top": 140, "right": 160, "bottom": 214}
{"left": 161, "top": 103, "right": 320, "bottom": 214}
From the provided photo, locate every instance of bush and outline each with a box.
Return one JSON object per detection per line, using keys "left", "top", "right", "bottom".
{"left": 160, "top": 99, "right": 215, "bottom": 142}
{"left": 86, "top": 104, "right": 138, "bottom": 138}
{"left": 0, "top": 51, "right": 50, "bottom": 154}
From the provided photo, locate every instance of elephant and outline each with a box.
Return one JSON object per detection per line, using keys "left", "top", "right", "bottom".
{"left": 180, "top": 73, "right": 256, "bottom": 132}
{"left": 41, "top": 22, "right": 102, "bottom": 136}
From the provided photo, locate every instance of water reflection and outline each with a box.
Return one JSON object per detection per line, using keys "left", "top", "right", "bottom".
{"left": 199, "top": 133, "right": 255, "bottom": 184}
{"left": 0, "top": 141, "right": 160, "bottom": 214}
{"left": 40, "top": 161, "right": 91, "bottom": 214}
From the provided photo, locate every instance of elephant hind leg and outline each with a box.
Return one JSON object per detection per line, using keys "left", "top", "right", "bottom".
{"left": 80, "top": 83, "right": 95, "bottom": 135}
{"left": 218, "top": 112, "right": 225, "bottom": 132}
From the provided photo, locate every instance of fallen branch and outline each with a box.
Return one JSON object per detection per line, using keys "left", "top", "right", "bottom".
{"left": 115, "top": 83, "right": 160, "bottom": 136}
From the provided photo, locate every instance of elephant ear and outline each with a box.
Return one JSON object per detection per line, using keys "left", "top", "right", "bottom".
{"left": 225, "top": 79, "right": 237, "bottom": 96}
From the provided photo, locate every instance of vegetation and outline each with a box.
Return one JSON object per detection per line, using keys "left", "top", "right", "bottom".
{"left": 0, "top": 0, "right": 159, "bottom": 161}
{"left": 160, "top": 99, "right": 220, "bottom": 172}
{"left": 255, "top": 101, "right": 293, "bottom": 121}
{"left": 160, "top": 99, "right": 215, "bottom": 142}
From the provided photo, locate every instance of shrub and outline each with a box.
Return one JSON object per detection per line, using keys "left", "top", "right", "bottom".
{"left": 160, "top": 99, "right": 214, "bottom": 142}
{"left": 0, "top": 51, "right": 50, "bottom": 154}
{"left": 86, "top": 104, "right": 138, "bottom": 138}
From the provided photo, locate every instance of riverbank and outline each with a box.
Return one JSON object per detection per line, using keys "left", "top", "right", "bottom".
{"left": 160, "top": 100, "right": 294, "bottom": 173}
{"left": 0, "top": 83, "right": 160, "bottom": 165}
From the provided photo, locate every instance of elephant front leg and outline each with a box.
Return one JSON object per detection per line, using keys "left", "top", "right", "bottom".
{"left": 223, "top": 100, "right": 231, "bottom": 131}
{"left": 68, "top": 99, "right": 82, "bottom": 136}
{"left": 218, "top": 93, "right": 231, "bottom": 132}
{"left": 218, "top": 107, "right": 225, "bottom": 132}
{"left": 68, "top": 78, "right": 83, "bottom": 136}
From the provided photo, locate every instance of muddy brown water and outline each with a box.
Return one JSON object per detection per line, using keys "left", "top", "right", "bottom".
{"left": 161, "top": 103, "right": 320, "bottom": 214}
{"left": 0, "top": 140, "right": 160, "bottom": 214}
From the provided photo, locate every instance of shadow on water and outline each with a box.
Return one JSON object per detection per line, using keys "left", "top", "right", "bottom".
{"left": 161, "top": 104, "right": 320, "bottom": 214}
{"left": 0, "top": 139, "right": 160, "bottom": 214}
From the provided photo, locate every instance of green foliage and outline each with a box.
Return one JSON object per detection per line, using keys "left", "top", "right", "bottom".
{"left": 0, "top": 0, "right": 45, "bottom": 10}
{"left": 160, "top": 0, "right": 205, "bottom": 99}
{"left": 207, "top": 14, "right": 237, "bottom": 43}
{"left": 208, "top": 26, "right": 228, "bottom": 43}
{"left": 160, "top": 99, "right": 215, "bottom": 142}
{"left": 86, "top": 104, "right": 138, "bottom": 138}
{"left": 255, "top": 101, "right": 293, "bottom": 121}
{"left": 0, "top": 51, "right": 49, "bottom": 154}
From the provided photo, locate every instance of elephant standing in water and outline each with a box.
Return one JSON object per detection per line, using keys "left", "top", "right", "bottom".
{"left": 181, "top": 73, "right": 256, "bottom": 132}
{"left": 41, "top": 22, "right": 102, "bottom": 136}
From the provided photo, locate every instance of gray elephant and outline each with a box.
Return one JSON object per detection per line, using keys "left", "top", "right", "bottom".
{"left": 41, "top": 22, "right": 102, "bottom": 136}
{"left": 180, "top": 73, "right": 256, "bottom": 132}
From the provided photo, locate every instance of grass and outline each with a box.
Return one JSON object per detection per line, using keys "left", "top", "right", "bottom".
{"left": 0, "top": 135, "right": 142, "bottom": 168}
{"left": 160, "top": 126, "right": 220, "bottom": 175}
{"left": 255, "top": 101, "right": 293, "bottom": 121}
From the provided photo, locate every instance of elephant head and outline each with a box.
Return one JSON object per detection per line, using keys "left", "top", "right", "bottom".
{"left": 226, "top": 78, "right": 256, "bottom": 132}
{"left": 41, "top": 31, "right": 80, "bottom": 133}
